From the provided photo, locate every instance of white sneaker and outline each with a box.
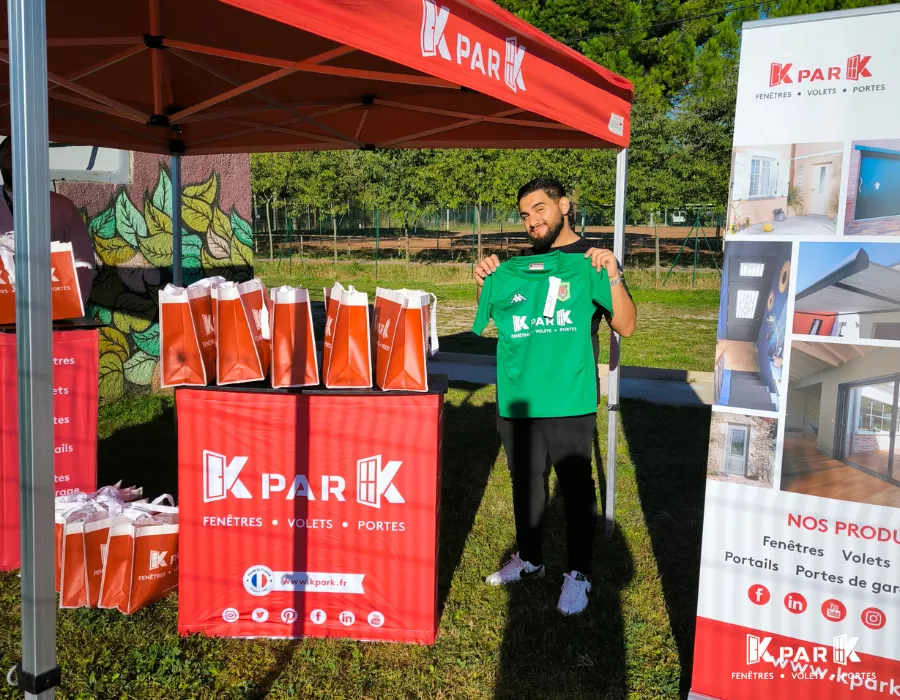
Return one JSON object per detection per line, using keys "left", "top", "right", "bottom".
{"left": 485, "top": 552, "right": 545, "bottom": 587}
{"left": 557, "top": 571, "right": 591, "bottom": 615}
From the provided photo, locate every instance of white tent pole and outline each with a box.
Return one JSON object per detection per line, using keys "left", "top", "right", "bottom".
{"left": 171, "top": 155, "right": 182, "bottom": 286}
{"left": 605, "top": 147, "right": 627, "bottom": 536}
{"left": 7, "top": 0, "right": 58, "bottom": 696}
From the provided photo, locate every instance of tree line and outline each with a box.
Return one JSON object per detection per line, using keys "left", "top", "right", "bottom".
{"left": 251, "top": 0, "right": 889, "bottom": 235}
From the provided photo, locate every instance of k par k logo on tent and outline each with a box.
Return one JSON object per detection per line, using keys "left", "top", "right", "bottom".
{"left": 420, "top": 0, "right": 526, "bottom": 93}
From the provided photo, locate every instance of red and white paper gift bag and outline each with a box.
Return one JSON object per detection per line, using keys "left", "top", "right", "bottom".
{"left": 373, "top": 288, "right": 438, "bottom": 392}
{"left": 322, "top": 283, "right": 372, "bottom": 388}
{"left": 270, "top": 285, "right": 319, "bottom": 388}
{"left": 215, "top": 280, "right": 270, "bottom": 385}
{"left": 0, "top": 237, "right": 88, "bottom": 324}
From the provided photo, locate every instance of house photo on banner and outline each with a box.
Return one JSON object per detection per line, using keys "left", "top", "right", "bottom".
{"left": 793, "top": 241, "right": 900, "bottom": 341}
{"left": 728, "top": 142, "right": 843, "bottom": 235}
{"left": 51, "top": 147, "right": 252, "bottom": 403}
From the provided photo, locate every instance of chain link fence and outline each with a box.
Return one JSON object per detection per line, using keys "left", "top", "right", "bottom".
{"left": 251, "top": 203, "right": 724, "bottom": 279}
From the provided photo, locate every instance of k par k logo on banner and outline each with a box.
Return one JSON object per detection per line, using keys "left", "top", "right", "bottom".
{"left": 420, "top": 0, "right": 526, "bottom": 93}
{"left": 746, "top": 634, "right": 861, "bottom": 666}
{"left": 202, "top": 450, "right": 405, "bottom": 508}
{"left": 769, "top": 54, "right": 872, "bottom": 86}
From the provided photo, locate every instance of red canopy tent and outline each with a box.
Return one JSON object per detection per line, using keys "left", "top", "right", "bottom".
{"left": 2, "top": 0, "right": 632, "bottom": 153}
{"left": 2, "top": 1, "right": 632, "bottom": 696}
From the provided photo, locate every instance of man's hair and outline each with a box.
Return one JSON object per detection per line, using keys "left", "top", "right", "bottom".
{"left": 517, "top": 177, "right": 566, "bottom": 204}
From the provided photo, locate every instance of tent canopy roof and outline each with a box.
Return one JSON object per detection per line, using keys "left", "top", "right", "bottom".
{"left": 0, "top": 0, "right": 633, "bottom": 155}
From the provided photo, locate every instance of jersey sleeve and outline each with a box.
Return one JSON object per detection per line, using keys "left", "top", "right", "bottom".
{"left": 590, "top": 265, "right": 614, "bottom": 318}
{"left": 472, "top": 273, "right": 494, "bottom": 335}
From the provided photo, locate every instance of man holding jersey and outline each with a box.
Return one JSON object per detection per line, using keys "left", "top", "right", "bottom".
{"left": 472, "top": 177, "right": 635, "bottom": 615}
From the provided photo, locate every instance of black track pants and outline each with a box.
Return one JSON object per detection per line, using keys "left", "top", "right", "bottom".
{"left": 496, "top": 414, "right": 598, "bottom": 576}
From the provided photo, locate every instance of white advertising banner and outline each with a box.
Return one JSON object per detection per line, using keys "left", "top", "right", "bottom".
{"left": 692, "top": 6, "right": 900, "bottom": 699}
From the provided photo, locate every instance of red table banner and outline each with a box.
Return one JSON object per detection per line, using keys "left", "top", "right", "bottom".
{"left": 0, "top": 329, "right": 99, "bottom": 570}
{"left": 177, "top": 386, "right": 444, "bottom": 643}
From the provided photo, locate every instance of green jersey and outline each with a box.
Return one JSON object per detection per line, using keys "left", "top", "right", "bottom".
{"left": 472, "top": 250, "right": 613, "bottom": 419}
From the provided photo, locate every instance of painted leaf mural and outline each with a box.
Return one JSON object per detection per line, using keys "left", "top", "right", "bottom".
{"left": 115, "top": 191, "right": 147, "bottom": 245}
{"left": 86, "top": 161, "right": 253, "bottom": 403}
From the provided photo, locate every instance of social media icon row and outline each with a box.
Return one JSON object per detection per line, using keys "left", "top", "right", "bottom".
{"left": 222, "top": 607, "right": 385, "bottom": 628}
{"left": 748, "top": 585, "right": 886, "bottom": 629}
{"left": 310, "top": 609, "right": 385, "bottom": 628}
{"left": 221, "top": 607, "right": 298, "bottom": 624}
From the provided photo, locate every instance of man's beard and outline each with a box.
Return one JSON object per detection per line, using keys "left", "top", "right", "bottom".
{"left": 529, "top": 213, "right": 564, "bottom": 253}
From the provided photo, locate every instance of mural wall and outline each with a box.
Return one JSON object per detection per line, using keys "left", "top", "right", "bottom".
{"left": 55, "top": 152, "right": 252, "bottom": 403}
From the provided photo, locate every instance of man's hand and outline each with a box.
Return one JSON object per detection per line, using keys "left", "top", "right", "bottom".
{"left": 474, "top": 254, "right": 500, "bottom": 288}
{"left": 584, "top": 247, "right": 620, "bottom": 279}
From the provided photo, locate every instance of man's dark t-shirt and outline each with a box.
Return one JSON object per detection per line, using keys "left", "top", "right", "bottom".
{"left": 520, "top": 237, "right": 607, "bottom": 365}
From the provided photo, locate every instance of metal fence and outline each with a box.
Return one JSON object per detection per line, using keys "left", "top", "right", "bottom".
{"left": 251, "top": 203, "right": 724, "bottom": 276}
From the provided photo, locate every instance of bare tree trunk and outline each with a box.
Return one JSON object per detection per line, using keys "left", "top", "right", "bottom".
{"left": 475, "top": 204, "right": 482, "bottom": 262}
{"left": 405, "top": 226, "right": 410, "bottom": 267}
{"left": 332, "top": 211, "right": 338, "bottom": 264}
{"left": 265, "top": 198, "right": 273, "bottom": 260}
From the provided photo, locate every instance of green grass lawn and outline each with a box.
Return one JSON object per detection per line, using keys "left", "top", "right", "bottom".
{"left": 0, "top": 388, "right": 710, "bottom": 699}
{"left": 256, "top": 260, "right": 720, "bottom": 372}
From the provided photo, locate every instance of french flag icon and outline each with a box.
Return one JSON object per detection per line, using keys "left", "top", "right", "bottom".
{"left": 250, "top": 572, "right": 269, "bottom": 589}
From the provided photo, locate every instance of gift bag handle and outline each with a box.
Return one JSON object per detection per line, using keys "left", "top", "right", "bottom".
{"left": 428, "top": 293, "right": 439, "bottom": 356}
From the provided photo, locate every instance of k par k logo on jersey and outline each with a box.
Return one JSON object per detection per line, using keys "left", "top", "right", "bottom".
{"left": 511, "top": 310, "right": 574, "bottom": 333}
{"left": 420, "top": 0, "right": 526, "bottom": 93}
{"left": 202, "top": 450, "right": 404, "bottom": 508}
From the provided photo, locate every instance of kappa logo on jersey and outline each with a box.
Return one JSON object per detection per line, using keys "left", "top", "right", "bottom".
{"left": 357, "top": 456, "right": 405, "bottom": 508}
{"left": 510, "top": 293, "right": 527, "bottom": 304}
{"left": 203, "top": 450, "right": 251, "bottom": 503}
{"left": 202, "top": 451, "right": 404, "bottom": 506}
{"left": 420, "top": 0, "right": 526, "bottom": 93}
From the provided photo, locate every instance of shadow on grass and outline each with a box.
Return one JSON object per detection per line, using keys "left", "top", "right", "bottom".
{"left": 620, "top": 398, "right": 710, "bottom": 697}
{"left": 494, "top": 413, "right": 634, "bottom": 699}
{"left": 438, "top": 381, "right": 502, "bottom": 613}
{"left": 97, "top": 398, "right": 178, "bottom": 500}
{"left": 437, "top": 331, "right": 497, "bottom": 356}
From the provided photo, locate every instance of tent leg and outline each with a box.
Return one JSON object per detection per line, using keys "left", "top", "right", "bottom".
{"left": 171, "top": 155, "right": 183, "bottom": 286}
{"left": 605, "top": 147, "right": 627, "bottom": 537}
{"left": 8, "top": 0, "right": 58, "bottom": 697}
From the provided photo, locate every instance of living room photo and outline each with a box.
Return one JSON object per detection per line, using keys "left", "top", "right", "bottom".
{"left": 782, "top": 341, "right": 900, "bottom": 508}
{"left": 714, "top": 241, "right": 793, "bottom": 414}
{"left": 728, "top": 142, "right": 844, "bottom": 235}
{"left": 793, "top": 241, "right": 900, "bottom": 342}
